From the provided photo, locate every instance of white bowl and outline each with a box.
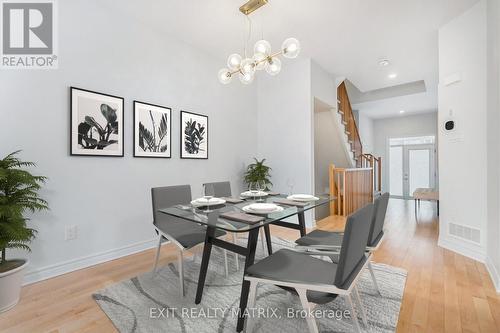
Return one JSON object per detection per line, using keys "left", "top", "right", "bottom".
{"left": 242, "top": 204, "right": 284, "bottom": 214}
{"left": 191, "top": 197, "right": 226, "bottom": 207}
{"left": 287, "top": 194, "right": 319, "bottom": 202}
{"left": 248, "top": 203, "right": 277, "bottom": 212}
{"left": 241, "top": 191, "right": 268, "bottom": 198}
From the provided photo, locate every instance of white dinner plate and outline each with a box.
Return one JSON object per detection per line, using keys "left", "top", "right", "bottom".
{"left": 240, "top": 190, "right": 268, "bottom": 198}
{"left": 287, "top": 194, "right": 320, "bottom": 202}
{"left": 191, "top": 197, "right": 226, "bottom": 207}
{"left": 242, "top": 204, "right": 284, "bottom": 214}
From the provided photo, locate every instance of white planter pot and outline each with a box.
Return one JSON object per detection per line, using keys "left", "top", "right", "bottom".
{"left": 0, "top": 259, "right": 29, "bottom": 313}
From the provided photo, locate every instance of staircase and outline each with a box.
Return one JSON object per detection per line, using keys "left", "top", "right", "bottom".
{"left": 330, "top": 80, "right": 382, "bottom": 216}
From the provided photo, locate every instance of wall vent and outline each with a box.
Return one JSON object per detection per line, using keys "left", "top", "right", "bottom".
{"left": 448, "top": 222, "right": 481, "bottom": 244}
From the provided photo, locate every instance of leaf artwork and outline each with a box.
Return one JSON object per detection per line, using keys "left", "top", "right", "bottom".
{"left": 138, "top": 111, "right": 169, "bottom": 153}
{"left": 78, "top": 103, "right": 119, "bottom": 150}
{"left": 184, "top": 119, "right": 205, "bottom": 154}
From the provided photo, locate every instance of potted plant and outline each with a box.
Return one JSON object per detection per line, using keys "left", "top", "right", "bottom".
{"left": 244, "top": 158, "right": 273, "bottom": 190}
{"left": 0, "top": 151, "right": 48, "bottom": 312}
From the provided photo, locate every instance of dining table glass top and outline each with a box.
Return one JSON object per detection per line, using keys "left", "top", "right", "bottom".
{"left": 158, "top": 193, "right": 335, "bottom": 232}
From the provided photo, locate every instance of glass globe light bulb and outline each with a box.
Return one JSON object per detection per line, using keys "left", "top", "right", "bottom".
{"left": 240, "top": 58, "right": 255, "bottom": 75}
{"left": 239, "top": 71, "right": 254, "bottom": 85}
{"left": 254, "top": 40, "right": 271, "bottom": 56}
{"left": 265, "top": 57, "right": 282, "bottom": 76}
{"left": 253, "top": 53, "right": 267, "bottom": 70}
{"left": 218, "top": 68, "right": 232, "bottom": 84}
{"left": 282, "top": 38, "right": 301, "bottom": 59}
{"left": 227, "top": 53, "right": 242, "bottom": 71}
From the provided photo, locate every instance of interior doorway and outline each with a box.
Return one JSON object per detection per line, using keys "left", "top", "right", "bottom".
{"left": 389, "top": 136, "right": 436, "bottom": 199}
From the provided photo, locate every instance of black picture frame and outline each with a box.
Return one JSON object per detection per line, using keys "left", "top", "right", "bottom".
{"left": 180, "top": 111, "right": 208, "bottom": 159}
{"left": 133, "top": 100, "right": 172, "bottom": 158}
{"left": 70, "top": 87, "right": 124, "bottom": 157}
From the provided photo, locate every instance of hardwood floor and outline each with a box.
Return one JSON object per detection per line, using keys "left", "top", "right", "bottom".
{"left": 0, "top": 199, "right": 499, "bottom": 332}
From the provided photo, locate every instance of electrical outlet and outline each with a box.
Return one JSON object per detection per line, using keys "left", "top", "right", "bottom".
{"left": 65, "top": 225, "right": 78, "bottom": 241}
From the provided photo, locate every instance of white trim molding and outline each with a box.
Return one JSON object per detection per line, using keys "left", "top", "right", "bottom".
{"left": 438, "top": 235, "right": 486, "bottom": 262}
{"left": 23, "top": 237, "right": 159, "bottom": 285}
{"left": 485, "top": 256, "right": 500, "bottom": 293}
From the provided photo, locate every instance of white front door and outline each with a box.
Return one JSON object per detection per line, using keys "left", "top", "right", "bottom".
{"left": 390, "top": 143, "right": 435, "bottom": 199}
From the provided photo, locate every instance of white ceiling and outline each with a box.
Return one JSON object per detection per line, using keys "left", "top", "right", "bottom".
{"left": 351, "top": 91, "right": 438, "bottom": 119}
{"left": 104, "top": 0, "right": 479, "bottom": 117}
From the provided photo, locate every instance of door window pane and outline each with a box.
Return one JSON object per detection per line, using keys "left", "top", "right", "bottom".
{"left": 409, "top": 149, "right": 430, "bottom": 196}
{"left": 390, "top": 136, "right": 435, "bottom": 146}
{"left": 389, "top": 146, "right": 403, "bottom": 196}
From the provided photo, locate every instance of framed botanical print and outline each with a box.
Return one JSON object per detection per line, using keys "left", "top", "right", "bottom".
{"left": 180, "top": 111, "right": 208, "bottom": 159}
{"left": 133, "top": 101, "right": 172, "bottom": 158}
{"left": 70, "top": 87, "right": 124, "bottom": 157}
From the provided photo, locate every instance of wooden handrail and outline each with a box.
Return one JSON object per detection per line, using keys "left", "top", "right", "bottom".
{"left": 328, "top": 80, "right": 382, "bottom": 217}
{"left": 338, "top": 81, "right": 363, "bottom": 167}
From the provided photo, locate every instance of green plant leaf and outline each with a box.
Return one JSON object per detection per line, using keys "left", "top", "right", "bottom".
{"left": 0, "top": 151, "right": 48, "bottom": 263}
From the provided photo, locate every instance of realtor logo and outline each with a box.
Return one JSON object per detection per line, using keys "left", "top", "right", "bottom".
{"left": 1, "top": 0, "right": 58, "bottom": 69}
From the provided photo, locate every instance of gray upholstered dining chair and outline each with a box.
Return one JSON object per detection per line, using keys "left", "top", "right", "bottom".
{"left": 151, "top": 185, "right": 229, "bottom": 297}
{"left": 243, "top": 203, "right": 374, "bottom": 333}
{"left": 295, "top": 192, "right": 390, "bottom": 295}
{"left": 203, "top": 181, "right": 268, "bottom": 270}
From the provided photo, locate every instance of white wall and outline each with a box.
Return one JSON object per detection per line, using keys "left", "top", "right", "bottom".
{"left": 373, "top": 113, "right": 438, "bottom": 192}
{"left": 256, "top": 58, "right": 313, "bottom": 224}
{"left": 486, "top": 0, "right": 500, "bottom": 291}
{"left": 438, "top": 0, "right": 487, "bottom": 261}
{"left": 358, "top": 113, "right": 375, "bottom": 154}
{"left": 0, "top": 0, "right": 258, "bottom": 283}
{"left": 311, "top": 60, "right": 338, "bottom": 107}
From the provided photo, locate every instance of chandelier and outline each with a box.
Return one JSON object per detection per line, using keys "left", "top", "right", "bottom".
{"left": 218, "top": 0, "right": 301, "bottom": 85}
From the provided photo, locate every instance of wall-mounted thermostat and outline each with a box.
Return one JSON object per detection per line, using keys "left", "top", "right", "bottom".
{"left": 443, "top": 109, "right": 457, "bottom": 133}
{"left": 444, "top": 119, "right": 455, "bottom": 131}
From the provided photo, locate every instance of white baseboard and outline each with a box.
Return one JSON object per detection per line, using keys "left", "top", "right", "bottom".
{"left": 438, "top": 236, "right": 486, "bottom": 262}
{"left": 485, "top": 256, "right": 500, "bottom": 293}
{"left": 23, "top": 237, "right": 158, "bottom": 285}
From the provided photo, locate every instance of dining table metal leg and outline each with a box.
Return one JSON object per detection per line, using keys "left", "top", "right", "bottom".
{"left": 236, "top": 227, "right": 260, "bottom": 332}
{"left": 297, "top": 211, "right": 306, "bottom": 237}
{"left": 263, "top": 225, "right": 273, "bottom": 255}
{"left": 195, "top": 225, "right": 216, "bottom": 304}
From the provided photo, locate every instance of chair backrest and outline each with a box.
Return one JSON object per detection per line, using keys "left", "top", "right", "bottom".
{"left": 203, "top": 181, "right": 232, "bottom": 197}
{"left": 334, "top": 203, "right": 374, "bottom": 289}
{"left": 151, "top": 185, "right": 192, "bottom": 225}
{"left": 367, "top": 192, "right": 389, "bottom": 247}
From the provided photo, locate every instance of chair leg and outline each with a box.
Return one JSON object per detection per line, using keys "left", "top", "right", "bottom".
{"left": 368, "top": 260, "right": 381, "bottom": 295}
{"left": 152, "top": 235, "right": 162, "bottom": 273}
{"left": 259, "top": 228, "right": 266, "bottom": 253}
{"left": 232, "top": 232, "right": 240, "bottom": 271}
{"left": 223, "top": 250, "right": 229, "bottom": 277}
{"left": 347, "top": 294, "right": 362, "bottom": 333}
{"left": 296, "top": 288, "right": 319, "bottom": 333}
{"left": 178, "top": 249, "right": 185, "bottom": 297}
{"left": 354, "top": 286, "right": 368, "bottom": 328}
{"left": 245, "top": 281, "right": 258, "bottom": 333}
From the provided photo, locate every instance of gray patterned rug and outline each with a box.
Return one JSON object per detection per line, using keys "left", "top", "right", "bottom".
{"left": 93, "top": 237, "right": 407, "bottom": 333}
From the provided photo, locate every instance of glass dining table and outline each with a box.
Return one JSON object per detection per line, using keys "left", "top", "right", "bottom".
{"left": 159, "top": 193, "right": 335, "bottom": 332}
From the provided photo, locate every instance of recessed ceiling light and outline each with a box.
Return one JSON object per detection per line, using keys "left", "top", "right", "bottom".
{"left": 388, "top": 73, "right": 398, "bottom": 79}
{"left": 378, "top": 59, "right": 390, "bottom": 67}
{"left": 399, "top": 110, "right": 405, "bottom": 114}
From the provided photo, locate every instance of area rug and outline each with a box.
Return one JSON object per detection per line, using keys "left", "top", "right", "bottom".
{"left": 93, "top": 237, "right": 407, "bottom": 333}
